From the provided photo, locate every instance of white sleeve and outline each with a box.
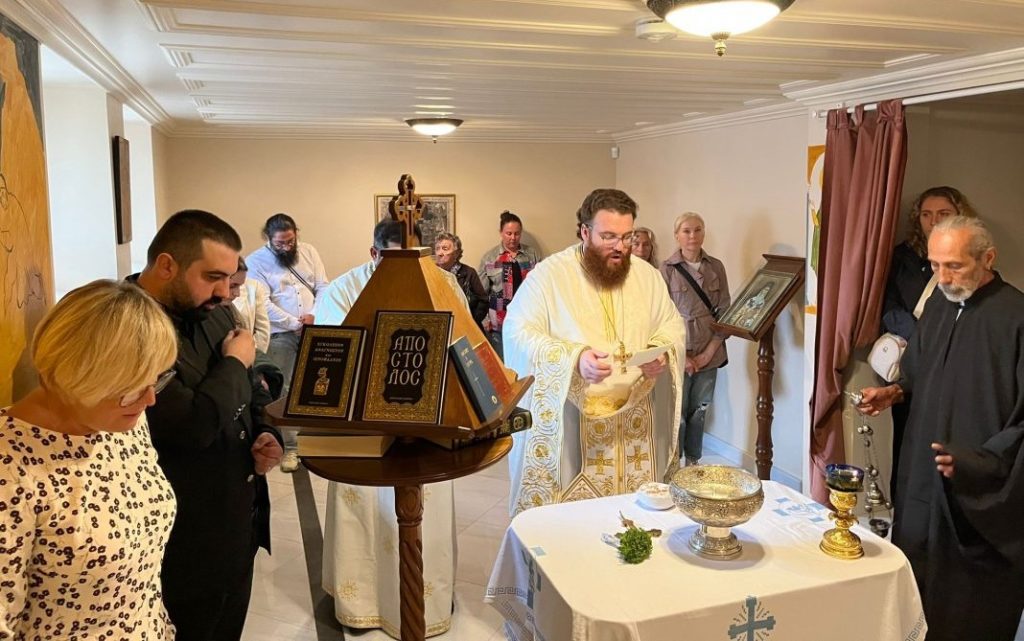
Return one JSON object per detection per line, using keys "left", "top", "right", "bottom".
{"left": 252, "top": 281, "right": 272, "bottom": 352}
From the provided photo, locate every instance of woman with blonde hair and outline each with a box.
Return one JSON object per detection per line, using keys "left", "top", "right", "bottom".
{"left": 632, "top": 226, "right": 658, "bottom": 266}
{"left": 1, "top": 279, "right": 179, "bottom": 640}
{"left": 660, "top": 212, "right": 730, "bottom": 466}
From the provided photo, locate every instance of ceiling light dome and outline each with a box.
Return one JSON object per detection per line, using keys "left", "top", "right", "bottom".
{"left": 405, "top": 117, "right": 463, "bottom": 141}
{"left": 647, "top": 0, "right": 795, "bottom": 56}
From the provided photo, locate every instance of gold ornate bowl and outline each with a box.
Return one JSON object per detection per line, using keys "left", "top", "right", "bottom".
{"left": 670, "top": 465, "right": 764, "bottom": 559}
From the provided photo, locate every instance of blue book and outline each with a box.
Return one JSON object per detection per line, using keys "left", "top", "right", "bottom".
{"left": 449, "top": 335, "right": 502, "bottom": 422}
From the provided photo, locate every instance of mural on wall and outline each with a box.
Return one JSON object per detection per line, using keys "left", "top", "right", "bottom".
{"left": 805, "top": 144, "right": 826, "bottom": 313}
{"left": 0, "top": 13, "right": 53, "bottom": 405}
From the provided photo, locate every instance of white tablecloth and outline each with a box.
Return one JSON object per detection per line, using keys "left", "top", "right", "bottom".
{"left": 485, "top": 481, "right": 926, "bottom": 641}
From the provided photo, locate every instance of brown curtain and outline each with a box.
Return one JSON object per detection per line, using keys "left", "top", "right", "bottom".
{"left": 810, "top": 100, "right": 907, "bottom": 503}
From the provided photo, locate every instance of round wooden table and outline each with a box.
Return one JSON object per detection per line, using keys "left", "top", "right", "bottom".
{"left": 303, "top": 436, "right": 513, "bottom": 641}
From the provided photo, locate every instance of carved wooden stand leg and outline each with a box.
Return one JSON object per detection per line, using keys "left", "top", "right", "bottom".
{"left": 395, "top": 484, "right": 426, "bottom": 641}
{"left": 755, "top": 324, "right": 776, "bottom": 481}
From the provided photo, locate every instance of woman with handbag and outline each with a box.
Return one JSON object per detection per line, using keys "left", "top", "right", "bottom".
{"left": 880, "top": 186, "right": 977, "bottom": 497}
{"left": 660, "top": 212, "right": 730, "bottom": 466}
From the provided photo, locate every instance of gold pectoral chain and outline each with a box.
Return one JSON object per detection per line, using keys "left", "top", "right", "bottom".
{"left": 599, "top": 288, "right": 631, "bottom": 374}
{"left": 577, "top": 245, "right": 632, "bottom": 373}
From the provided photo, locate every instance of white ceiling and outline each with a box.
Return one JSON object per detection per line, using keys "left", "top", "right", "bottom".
{"left": 20, "top": 0, "right": 1024, "bottom": 141}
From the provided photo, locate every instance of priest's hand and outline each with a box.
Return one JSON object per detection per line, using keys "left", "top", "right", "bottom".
{"left": 854, "top": 385, "right": 903, "bottom": 416}
{"left": 578, "top": 349, "right": 613, "bottom": 384}
{"left": 932, "top": 442, "right": 955, "bottom": 478}
{"left": 252, "top": 432, "right": 284, "bottom": 475}
{"left": 640, "top": 353, "right": 667, "bottom": 379}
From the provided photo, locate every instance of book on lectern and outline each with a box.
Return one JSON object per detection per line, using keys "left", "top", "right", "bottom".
{"left": 362, "top": 310, "right": 453, "bottom": 424}
{"left": 473, "top": 341, "right": 514, "bottom": 405}
{"left": 449, "top": 335, "right": 502, "bottom": 422}
{"left": 285, "top": 325, "right": 366, "bottom": 419}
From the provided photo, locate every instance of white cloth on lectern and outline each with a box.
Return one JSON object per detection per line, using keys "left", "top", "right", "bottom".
{"left": 316, "top": 259, "right": 467, "bottom": 638}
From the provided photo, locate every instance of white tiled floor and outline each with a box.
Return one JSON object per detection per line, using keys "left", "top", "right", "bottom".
{"left": 243, "top": 454, "right": 731, "bottom": 641}
{"left": 242, "top": 455, "right": 514, "bottom": 641}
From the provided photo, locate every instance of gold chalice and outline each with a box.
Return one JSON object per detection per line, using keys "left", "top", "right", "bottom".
{"left": 820, "top": 463, "right": 865, "bottom": 560}
{"left": 670, "top": 465, "right": 764, "bottom": 560}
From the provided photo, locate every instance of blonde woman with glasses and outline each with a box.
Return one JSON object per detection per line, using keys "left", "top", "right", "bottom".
{"left": 1, "top": 279, "right": 179, "bottom": 640}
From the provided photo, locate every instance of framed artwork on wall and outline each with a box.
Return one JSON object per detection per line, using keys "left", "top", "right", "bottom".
{"left": 111, "top": 135, "right": 131, "bottom": 244}
{"left": 374, "top": 194, "right": 456, "bottom": 249}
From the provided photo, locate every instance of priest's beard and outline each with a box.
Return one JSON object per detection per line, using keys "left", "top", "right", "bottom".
{"left": 581, "top": 241, "right": 631, "bottom": 289}
{"left": 166, "top": 276, "right": 222, "bottom": 322}
{"left": 273, "top": 246, "right": 299, "bottom": 268}
{"left": 939, "top": 273, "right": 984, "bottom": 303}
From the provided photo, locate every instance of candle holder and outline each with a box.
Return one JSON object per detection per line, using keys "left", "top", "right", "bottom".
{"left": 820, "top": 463, "right": 864, "bottom": 560}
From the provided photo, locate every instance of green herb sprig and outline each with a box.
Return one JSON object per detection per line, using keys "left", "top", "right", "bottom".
{"left": 615, "top": 512, "right": 661, "bottom": 564}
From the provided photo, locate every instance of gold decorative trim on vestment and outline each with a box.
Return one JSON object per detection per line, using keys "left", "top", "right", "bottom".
{"left": 338, "top": 613, "right": 452, "bottom": 639}
{"left": 512, "top": 338, "right": 586, "bottom": 515}
{"left": 562, "top": 392, "right": 656, "bottom": 501}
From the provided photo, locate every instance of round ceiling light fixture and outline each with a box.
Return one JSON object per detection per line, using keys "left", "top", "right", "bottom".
{"left": 646, "top": 0, "right": 795, "bottom": 56}
{"left": 405, "top": 117, "right": 463, "bottom": 142}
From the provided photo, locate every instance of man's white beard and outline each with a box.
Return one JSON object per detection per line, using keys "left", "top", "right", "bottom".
{"left": 938, "top": 282, "right": 975, "bottom": 303}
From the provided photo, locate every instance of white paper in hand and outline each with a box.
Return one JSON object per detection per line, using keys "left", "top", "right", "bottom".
{"left": 624, "top": 344, "right": 670, "bottom": 368}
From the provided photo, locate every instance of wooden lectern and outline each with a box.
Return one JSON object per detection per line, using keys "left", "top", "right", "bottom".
{"left": 710, "top": 254, "right": 804, "bottom": 481}
{"left": 265, "top": 246, "right": 531, "bottom": 641}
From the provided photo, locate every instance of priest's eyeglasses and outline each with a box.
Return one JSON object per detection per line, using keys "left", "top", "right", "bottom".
{"left": 119, "top": 369, "right": 176, "bottom": 407}
{"left": 585, "top": 225, "right": 640, "bottom": 247}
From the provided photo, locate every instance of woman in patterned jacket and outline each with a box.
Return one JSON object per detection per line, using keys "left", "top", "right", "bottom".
{"left": 1, "top": 279, "right": 178, "bottom": 640}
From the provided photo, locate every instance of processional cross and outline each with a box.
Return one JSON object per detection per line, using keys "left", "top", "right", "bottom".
{"left": 388, "top": 173, "right": 424, "bottom": 248}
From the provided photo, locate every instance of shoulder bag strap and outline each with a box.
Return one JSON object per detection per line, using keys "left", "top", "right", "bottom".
{"left": 672, "top": 263, "right": 717, "bottom": 317}
{"left": 287, "top": 265, "right": 317, "bottom": 296}
{"left": 912, "top": 274, "right": 938, "bottom": 320}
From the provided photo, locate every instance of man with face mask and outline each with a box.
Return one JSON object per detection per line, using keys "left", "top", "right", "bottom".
{"left": 246, "top": 212, "right": 329, "bottom": 471}
{"left": 856, "top": 216, "right": 1024, "bottom": 641}
{"left": 132, "top": 209, "right": 284, "bottom": 641}
{"left": 501, "top": 189, "right": 686, "bottom": 516}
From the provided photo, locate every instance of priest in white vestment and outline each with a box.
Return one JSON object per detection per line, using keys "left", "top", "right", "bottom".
{"left": 503, "top": 188, "right": 686, "bottom": 516}
{"left": 314, "top": 220, "right": 467, "bottom": 638}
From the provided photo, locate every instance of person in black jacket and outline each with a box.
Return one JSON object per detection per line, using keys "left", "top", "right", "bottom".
{"left": 881, "top": 186, "right": 977, "bottom": 499}
{"left": 434, "top": 231, "right": 488, "bottom": 329}
{"left": 134, "top": 209, "right": 284, "bottom": 641}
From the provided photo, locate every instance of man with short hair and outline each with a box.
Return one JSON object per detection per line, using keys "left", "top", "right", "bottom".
{"left": 134, "top": 209, "right": 284, "bottom": 641}
{"left": 478, "top": 210, "right": 541, "bottom": 357}
{"left": 314, "top": 219, "right": 467, "bottom": 636}
{"left": 502, "top": 189, "right": 685, "bottom": 516}
{"left": 246, "top": 213, "right": 329, "bottom": 471}
{"left": 858, "top": 216, "right": 1024, "bottom": 641}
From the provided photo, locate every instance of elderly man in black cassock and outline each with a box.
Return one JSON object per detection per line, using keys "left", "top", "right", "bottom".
{"left": 857, "top": 216, "right": 1024, "bottom": 641}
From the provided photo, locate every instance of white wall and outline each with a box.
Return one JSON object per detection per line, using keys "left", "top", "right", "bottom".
{"left": 160, "top": 139, "right": 616, "bottom": 278}
{"left": 124, "top": 114, "right": 158, "bottom": 274}
{"left": 41, "top": 84, "right": 120, "bottom": 299}
{"left": 106, "top": 94, "right": 130, "bottom": 278}
{"left": 616, "top": 114, "right": 810, "bottom": 484}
